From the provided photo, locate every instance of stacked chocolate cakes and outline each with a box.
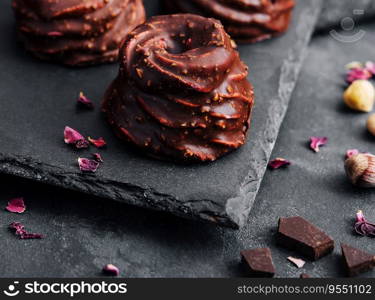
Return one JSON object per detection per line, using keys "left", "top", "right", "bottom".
{"left": 12, "top": 0, "right": 146, "bottom": 66}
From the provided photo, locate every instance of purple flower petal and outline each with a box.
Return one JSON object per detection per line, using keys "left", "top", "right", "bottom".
{"left": 9, "top": 222, "right": 43, "bottom": 239}
{"left": 354, "top": 210, "right": 375, "bottom": 237}
{"left": 77, "top": 92, "right": 94, "bottom": 109}
{"left": 88, "top": 137, "right": 106, "bottom": 148}
{"left": 346, "top": 68, "right": 372, "bottom": 83}
{"left": 310, "top": 137, "right": 328, "bottom": 153}
{"left": 346, "top": 149, "right": 359, "bottom": 159}
{"left": 6, "top": 197, "right": 26, "bottom": 213}
{"left": 64, "top": 126, "right": 89, "bottom": 149}
{"left": 365, "top": 61, "right": 375, "bottom": 75}
{"left": 78, "top": 158, "right": 100, "bottom": 173}
{"left": 102, "top": 264, "right": 120, "bottom": 276}
{"left": 268, "top": 158, "right": 291, "bottom": 170}
{"left": 92, "top": 153, "right": 104, "bottom": 163}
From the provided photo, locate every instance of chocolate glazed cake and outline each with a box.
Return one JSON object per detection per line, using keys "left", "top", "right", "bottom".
{"left": 102, "top": 14, "right": 254, "bottom": 163}
{"left": 164, "top": 0, "right": 295, "bottom": 43}
{"left": 12, "top": 0, "right": 146, "bottom": 66}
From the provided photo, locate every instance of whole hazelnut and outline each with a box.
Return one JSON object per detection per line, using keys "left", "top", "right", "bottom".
{"left": 345, "top": 153, "right": 375, "bottom": 187}
{"left": 344, "top": 80, "right": 375, "bottom": 112}
{"left": 367, "top": 114, "right": 375, "bottom": 136}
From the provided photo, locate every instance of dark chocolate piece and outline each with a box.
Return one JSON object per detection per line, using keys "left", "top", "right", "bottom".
{"left": 341, "top": 244, "right": 375, "bottom": 277}
{"left": 11, "top": 0, "right": 146, "bottom": 66}
{"left": 277, "top": 216, "right": 334, "bottom": 260}
{"left": 241, "top": 248, "right": 276, "bottom": 277}
{"left": 102, "top": 14, "right": 254, "bottom": 163}
{"left": 164, "top": 0, "right": 295, "bottom": 43}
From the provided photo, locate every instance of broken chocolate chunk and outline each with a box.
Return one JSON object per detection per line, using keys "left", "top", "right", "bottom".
{"left": 277, "top": 216, "right": 334, "bottom": 260}
{"left": 240, "top": 248, "right": 276, "bottom": 278}
{"left": 341, "top": 243, "right": 375, "bottom": 277}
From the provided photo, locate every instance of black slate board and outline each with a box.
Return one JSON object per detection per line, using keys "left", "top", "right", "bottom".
{"left": 0, "top": 0, "right": 322, "bottom": 228}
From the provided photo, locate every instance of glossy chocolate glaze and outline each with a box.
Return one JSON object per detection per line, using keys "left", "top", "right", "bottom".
{"left": 102, "top": 14, "right": 254, "bottom": 162}
{"left": 12, "top": 0, "right": 146, "bottom": 66}
{"left": 164, "top": 0, "right": 295, "bottom": 43}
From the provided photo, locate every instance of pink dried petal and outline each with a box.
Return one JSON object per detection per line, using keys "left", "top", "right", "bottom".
{"left": 102, "top": 264, "right": 120, "bottom": 276}
{"left": 9, "top": 222, "right": 43, "bottom": 239}
{"left": 354, "top": 210, "right": 375, "bottom": 237}
{"left": 310, "top": 137, "right": 328, "bottom": 153}
{"left": 346, "top": 68, "right": 372, "bottom": 83}
{"left": 287, "top": 256, "right": 306, "bottom": 268}
{"left": 78, "top": 158, "right": 100, "bottom": 173}
{"left": 77, "top": 92, "right": 94, "bottom": 109}
{"left": 20, "top": 233, "right": 44, "bottom": 239}
{"left": 346, "top": 149, "right": 359, "bottom": 159}
{"left": 47, "top": 31, "right": 63, "bottom": 37}
{"left": 6, "top": 197, "right": 26, "bottom": 213}
{"left": 64, "top": 126, "right": 89, "bottom": 149}
{"left": 92, "top": 153, "right": 103, "bottom": 163}
{"left": 365, "top": 61, "right": 375, "bottom": 75}
{"left": 88, "top": 137, "right": 106, "bottom": 148}
{"left": 268, "top": 158, "right": 291, "bottom": 170}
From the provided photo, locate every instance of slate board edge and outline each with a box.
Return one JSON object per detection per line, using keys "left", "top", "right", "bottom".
{"left": 225, "top": 1, "right": 323, "bottom": 228}
{"left": 0, "top": 2, "right": 323, "bottom": 230}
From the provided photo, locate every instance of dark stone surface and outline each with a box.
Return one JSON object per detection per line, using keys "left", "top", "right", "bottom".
{"left": 318, "top": 0, "right": 375, "bottom": 32}
{"left": 0, "top": 0, "right": 322, "bottom": 228}
{"left": 2, "top": 5, "right": 375, "bottom": 279}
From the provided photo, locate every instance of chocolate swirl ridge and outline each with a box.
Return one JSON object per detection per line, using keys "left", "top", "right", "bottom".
{"left": 103, "top": 14, "right": 254, "bottom": 162}
{"left": 164, "top": 0, "right": 295, "bottom": 43}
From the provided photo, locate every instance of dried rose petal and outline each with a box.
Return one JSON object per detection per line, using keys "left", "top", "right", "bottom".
{"left": 78, "top": 158, "right": 100, "bottom": 172}
{"left": 354, "top": 210, "right": 375, "bottom": 237}
{"left": 47, "top": 31, "right": 63, "bottom": 37}
{"left": 77, "top": 92, "right": 94, "bottom": 109}
{"left": 287, "top": 256, "right": 306, "bottom": 268}
{"left": 310, "top": 137, "right": 328, "bottom": 153}
{"left": 9, "top": 222, "right": 43, "bottom": 239}
{"left": 102, "top": 264, "right": 120, "bottom": 276}
{"left": 92, "top": 153, "right": 103, "bottom": 163}
{"left": 365, "top": 61, "right": 375, "bottom": 75}
{"left": 346, "top": 149, "right": 359, "bottom": 159}
{"left": 268, "top": 158, "right": 291, "bottom": 170}
{"left": 6, "top": 197, "right": 26, "bottom": 213}
{"left": 88, "top": 137, "right": 106, "bottom": 148}
{"left": 346, "top": 68, "right": 372, "bottom": 83}
{"left": 64, "top": 126, "right": 89, "bottom": 149}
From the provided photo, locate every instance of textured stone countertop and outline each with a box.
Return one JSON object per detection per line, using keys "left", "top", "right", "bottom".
{"left": 1, "top": 1, "right": 375, "bottom": 278}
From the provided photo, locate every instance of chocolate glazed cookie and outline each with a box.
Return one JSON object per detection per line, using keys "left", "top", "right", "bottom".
{"left": 12, "top": 0, "right": 146, "bottom": 66}
{"left": 102, "top": 14, "right": 254, "bottom": 163}
{"left": 164, "top": 0, "right": 295, "bottom": 43}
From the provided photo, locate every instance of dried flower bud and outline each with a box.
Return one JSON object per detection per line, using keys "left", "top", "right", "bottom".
{"left": 367, "top": 114, "right": 375, "bottom": 136}
{"left": 343, "top": 80, "right": 375, "bottom": 112}
{"left": 345, "top": 153, "right": 375, "bottom": 187}
{"left": 102, "top": 264, "right": 120, "bottom": 276}
{"left": 354, "top": 210, "right": 375, "bottom": 237}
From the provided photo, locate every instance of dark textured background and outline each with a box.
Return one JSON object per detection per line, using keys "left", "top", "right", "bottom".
{"left": 1, "top": 1, "right": 375, "bottom": 278}
{"left": 0, "top": 0, "right": 322, "bottom": 228}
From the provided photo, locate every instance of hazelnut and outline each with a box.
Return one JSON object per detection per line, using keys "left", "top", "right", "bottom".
{"left": 345, "top": 153, "right": 375, "bottom": 187}
{"left": 367, "top": 113, "right": 375, "bottom": 136}
{"left": 343, "top": 80, "right": 375, "bottom": 112}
